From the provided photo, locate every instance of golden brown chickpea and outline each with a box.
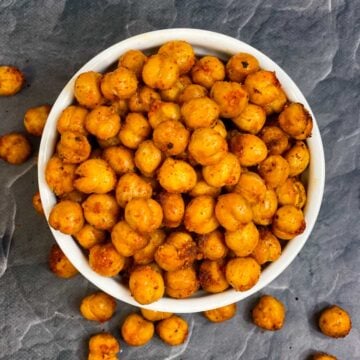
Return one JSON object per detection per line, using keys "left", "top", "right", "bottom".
{"left": 32, "top": 191, "right": 44, "bottom": 215}
{"left": 74, "top": 159, "right": 116, "bottom": 194}
{"left": 142, "top": 53, "right": 180, "bottom": 90}
{"left": 89, "top": 243, "right": 125, "bottom": 276}
{"left": 226, "top": 53, "right": 260, "bottom": 82}
{"left": 263, "top": 87, "right": 287, "bottom": 115}
{"left": 148, "top": 100, "right": 181, "bottom": 129}
{"left": 234, "top": 171, "right": 267, "bottom": 205}
{"left": 272, "top": 205, "right": 306, "bottom": 240}
{"left": 181, "top": 97, "right": 220, "bottom": 129}
{"left": 80, "top": 291, "right": 116, "bottom": 322}
{"left": 160, "top": 75, "right": 192, "bottom": 102}
{"left": 111, "top": 98, "right": 129, "bottom": 117}
{"left": 111, "top": 220, "right": 149, "bottom": 257}
{"left": 118, "top": 49, "right": 147, "bottom": 79}
{"left": 49, "top": 200, "right": 84, "bottom": 235}
{"left": 225, "top": 222, "right": 259, "bottom": 257}
{"left": 251, "top": 188, "right": 278, "bottom": 226}
{"left": 121, "top": 313, "right": 154, "bottom": 346}
{"left": 129, "top": 265, "right": 165, "bottom": 304}
{"left": 23, "top": 104, "right": 51, "bottom": 136}
{"left": 48, "top": 244, "right": 78, "bottom": 278}
{"left": 215, "top": 193, "right": 253, "bottom": 231}
{"left": 199, "top": 260, "right": 229, "bottom": 293}
{"left": 102, "top": 145, "right": 134, "bottom": 175}
{"left": 74, "top": 224, "right": 106, "bottom": 249}
{"left": 165, "top": 266, "right": 199, "bottom": 299}
{"left": 134, "top": 140, "right": 162, "bottom": 176}
{"left": 0, "top": 65, "right": 25, "bottom": 96}
{"left": 312, "top": 353, "right": 337, "bottom": 360}
{"left": 189, "top": 177, "right": 221, "bottom": 198}
{"left": 319, "top": 305, "right": 352, "bottom": 338}
{"left": 212, "top": 119, "right": 227, "bottom": 138}
{"left": 230, "top": 133, "right": 268, "bottom": 167}
{"left": 251, "top": 229, "right": 281, "bottom": 265}
{"left": 154, "top": 231, "right": 196, "bottom": 272}
{"left": 225, "top": 257, "right": 261, "bottom": 291}
{"left": 259, "top": 125, "right": 289, "bottom": 155}
{"left": 210, "top": 81, "right": 249, "bottom": 118}
{"left": 74, "top": 71, "right": 104, "bottom": 109}
{"left": 184, "top": 195, "right": 219, "bottom": 234}
{"left": 140, "top": 308, "right": 173, "bottom": 322}
{"left": 156, "top": 315, "right": 189, "bottom": 346}
{"left": 88, "top": 333, "right": 120, "bottom": 358}
{"left": 198, "top": 230, "right": 228, "bottom": 260}
{"left": 258, "top": 155, "right": 290, "bottom": 189}
{"left": 158, "top": 158, "right": 197, "bottom": 193}
{"left": 252, "top": 295, "right": 286, "bottom": 331}
{"left": 204, "top": 303, "right": 237, "bottom": 323}
{"left": 0, "top": 132, "right": 31, "bottom": 165}
{"left": 159, "top": 192, "right": 185, "bottom": 228}
{"left": 57, "top": 131, "right": 91, "bottom": 164}
{"left": 118, "top": 112, "right": 151, "bottom": 149}
{"left": 284, "top": 141, "right": 310, "bottom": 177}
{"left": 231, "top": 104, "right": 266, "bottom": 134}
{"left": 178, "top": 83, "right": 208, "bottom": 104}
{"left": 133, "top": 230, "right": 166, "bottom": 265}
{"left": 128, "top": 86, "right": 161, "bottom": 113}
{"left": 60, "top": 189, "right": 87, "bottom": 203}
{"left": 56, "top": 105, "right": 89, "bottom": 135}
{"left": 191, "top": 56, "right": 225, "bottom": 89}
{"left": 276, "top": 177, "right": 307, "bottom": 208}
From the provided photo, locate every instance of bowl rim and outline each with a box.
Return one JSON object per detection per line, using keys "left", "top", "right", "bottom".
{"left": 38, "top": 28, "right": 325, "bottom": 313}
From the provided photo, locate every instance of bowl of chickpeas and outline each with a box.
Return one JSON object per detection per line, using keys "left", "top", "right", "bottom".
{"left": 38, "top": 28, "right": 325, "bottom": 313}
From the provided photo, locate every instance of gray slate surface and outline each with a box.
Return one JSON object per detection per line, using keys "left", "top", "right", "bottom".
{"left": 0, "top": 0, "right": 359, "bottom": 359}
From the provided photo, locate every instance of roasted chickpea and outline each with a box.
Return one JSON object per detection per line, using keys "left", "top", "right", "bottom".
{"left": 134, "top": 140, "right": 162, "bottom": 176}
{"left": 32, "top": 191, "right": 44, "bottom": 215}
{"left": 252, "top": 295, "right": 286, "bottom": 331}
{"left": 189, "top": 176, "right": 221, "bottom": 198}
{"left": 118, "top": 112, "right": 151, "bottom": 149}
{"left": 234, "top": 171, "right": 267, "bottom": 205}
{"left": 48, "top": 244, "right": 78, "bottom": 278}
{"left": 272, "top": 205, "right": 306, "bottom": 240}
{"left": 225, "top": 222, "right": 259, "bottom": 257}
{"left": 159, "top": 192, "right": 185, "bottom": 228}
{"left": 133, "top": 230, "right": 166, "bottom": 265}
{"left": 225, "top": 257, "right": 261, "bottom": 291}
{"left": 56, "top": 105, "right": 88, "bottom": 135}
{"left": 74, "top": 159, "right": 116, "bottom": 194}
{"left": 156, "top": 315, "right": 188, "bottom": 346}
{"left": 215, "top": 193, "right": 253, "bottom": 231}
{"left": 80, "top": 292, "right": 116, "bottom": 322}
{"left": 140, "top": 308, "right": 173, "bottom": 322}
{"left": 198, "top": 230, "right": 228, "bottom": 260}
{"left": 211, "top": 119, "right": 227, "bottom": 138}
{"left": 259, "top": 125, "right": 289, "bottom": 155}
{"left": 74, "top": 71, "right": 104, "bottom": 109}
{"left": 263, "top": 87, "right": 287, "bottom": 115}
{"left": 230, "top": 133, "right": 267, "bottom": 167}
{"left": 258, "top": 155, "right": 290, "bottom": 189}
{"left": 74, "top": 224, "right": 106, "bottom": 249}
{"left": 231, "top": 104, "right": 266, "bottom": 134}
{"left": 121, "top": 313, "right": 154, "bottom": 346}
{"left": 284, "top": 141, "right": 310, "bottom": 177}
{"left": 191, "top": 56, "right": 225, "bottom": 89}
{"left": 226, "top": 53, "right": 260, "bottom": 82}
{"left": 178, "top": 83, "right": 208, "bottom": 103}
{"left": 276, "top": 177, "right": 307, "bottom": 208}
{"left": 88, "top": 333, "right": 120, "bottom": 359}
{"left": 57, "top": 131, "right": 91, "bottom": 164}
{"left": 160, "top": 75, "right": 192, "bottom": 102}
{"left": 204, "top": 303, "right": 237, "bottom": 323}
{"left": 0, "top": 132, "right": 31, "bottom": 165}
{"left": 319, "top": 305, "right": 352, "bottom": 338}
{"left": 102, "top": 145, "right": 134, "bottom": 175}
{"left": 129, "top": 86, "right": 161, "bottom": 113}
{"left": 154, "top": 232, "right": 196, "bottom": 272}
{"left": 312, "top": 353, "right": 337, "bottom": 360}
{"left": 89, "top": 243, "right": 125, "bottom": 276}
{"left": 165, "top": 266, "right": 199, "bottom": 299}
{"left": 110, "top": 98, "right": 129, "bottom": 118}
{"left": 23, "top": 104, "right": 51, "bottom": 136}
{"left": 49, "top": 200, "right": 84, "bottom": 235}
{"left": 0, "top": 65, "right": 25, "bottom": 96}
{"left": 251, "top": 188, "right": 278, "bottom": 226}
{"left": 118, "top": 49, "right": 147, "bottom": 79}
{"left": 142, "top": 54, "right": 180, "bottom": 90}
{"left": 199, "top": 260, "right": 229, "bottom": 293}
{"left": 251, "top": 229, "right": 281, "bottom": 265}
{"left": 129, "top": 265, "right": 165, "bottom": 304}
{"left": 148, "top": 100, "right": 181, "bottom": 129}
{"left": 60, "top": 190, "right": 87, "bottom": 203}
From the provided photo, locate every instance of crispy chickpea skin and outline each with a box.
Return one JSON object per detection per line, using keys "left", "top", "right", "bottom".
{"left": 191, "top": 56, "right": 225, "bottom": 89}
{"left": 118, "top": 49, "right": 147, "bottom": 79}
{"left": 160, "top": 75, "right": 192, "bottom": 102}
{"left": 276, "top": 177, "right": 307, "bottom": 208}
{"left": 199, "top": 260, "right": 229, "bottom": 293}
{"left": 251, "top": 188, "right": 278, "bottom": 226}
{"left": 284, "top": 141, "right": 310, "bottom": 177}
{"left": 48, "top": 244, "right": 78, "bottom": 278}
{"left": 165, "top": 266, "right": 199, "bottom": 298}
{"left": 251, "top": 229, "right": 281, "bottom": 265}
{"left": 102, "top": 145, "right": 135, "bottom": 175}
{"left": 156, "top": 315, "right": 189, "bottom": 346}
{"left": 226, "top": 53, "right": 260, "bottom": 82}
{"left": 74, "top": 159, "right": 116, "bottom": 194}
{"left": 198, "top": 230, "right": 228, "bottom": 260}
{"left": 252, "top": 295, "right": 286, "bottom": 331}
{"left": 178, "top": 83, "right": 208, "bottom": 103}
{"left": 24, "top": 104, "right": 51, "bottom": 136}
{"left": 234, "top": 171, "right": 267, "bottom": 205}
{"left": 225, "top": 257, "right": 261, "bottom": 291}
{"left": 56, "top": 105, "right": 89, "bottom": 135}
{"left": 57, "top": 131, "right": 91, "bottom": 164}
{"left": 204, "top": 303, "right": 237, "bottom": 323}
{"left": 32, "top": 191, "right": 44, "bottom": 215}
{"left": 231, "top": 104, "right": 266, "bottom": 134}
{"left": 135, "top": 140, "right": 163, "bottom": 176}
{"left": 129, "top": 265, "right": 165, "bottom": 304}
{"left": 140, "top": 308, "right": 173, "bottom": 322}
{"left": 88, "top": 333, "right": 120, "bottom": 359}
{"left": 154, "top": 231, "right": 197, "bottom": 271}
{"left": 319, "top": 305, "right": 352, "bottom": 338}
{"left": 0, "top": 65, "right": 25, "bottom": 96}
{"left": 129, "top": 85, "right": 161, "bottom": 113}
{"left": 258, "top": 155, "right": 290, "bottom": 189}
{"left": 215, "top": 193, "right": 253, "bottom": 231}
{"left": 225, "top": 222, "right": 259, "bottom": 257}
{"left": 80, "top": 292, "right": 116, "bottom": 322}
{"left": 74, "top": 71, "right": 104, "bottom": 109}
{"left": 142, "top": 54, "right": 180, "bottom": 90}
{"left": 159, "top": 192, "right": 185, "bottom": 228}
{"left": 259, "top": 125, "right": 289, "bottom": 155}
{"left": 133, "top": 230, "right": 166, "bottom": 265}
{"left": 312, "top": 353, "right": 337, "bottom": 360}
{"left": 74, "top": 224, "right": 106, "bottom": 249}
{"left": 210, "top": 81, "right": 249, "bottom": 118}
{"left": 0, "top": 132, "right": 31, "bottom": 165}
{"left": 89, "top": 243, "right": 125, "bottom": 276}
{"left": 121, "top": 313, "right": 154, "bottom": 346}
{"left": 148, "top": 100, "right": 181, "bottom": 129}
{"left": 272, "top": 205, "right": 306, "bottom": 240}
{"left": 49, "top": 200, "right": 84, "bottom": 235}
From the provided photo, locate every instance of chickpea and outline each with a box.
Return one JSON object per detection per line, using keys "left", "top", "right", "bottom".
{"left": 134, "top": 140, "right": 162, "bottom": 177}
{"left": 23, "top": 104, "right": 51, "bottom": 136}
{"left": 32, "top": 191, "right": 44, "bottom": 215}
{"left": 225, "top": 222, "right": 259, "bottom": 257}
{"left": 252, "top": 295, "right": 286, "bottom": 331}
{"left": 129, "top": 265, "right": 165, "bottom": 304}
{"left": 231, "top": 104, "right": 266, "bottom": 134}
{"left": 133, "top": 230, "right": 166, "bottom": 265}
{"left": 178, "top": 83, "right": 208, "bottom": 103}
{"left": 225, "top": 257, "right": 261, "bottom": 291}
{"left": 234, "top": 171, "right": 267, "bottom": 205}
{"left": 74, "top": 159, "right": 116, "bottom": 194}
{"left": 118, "top": 49, "right": 147, "bottom": 79}
{"left": 60, "top": 189, "right": 87, "bottom": 203}
{"left": 276, "top": 177, "right": 306, "bottom": 208}
{"left": 251, "top": 188, "right": 278, "bottom": 226}
{"left": 212, "top": 119, "right": 227, "bottom": 138}
{"left": 48, "top": 244, "right": 78, "bottom": 278}
{"left": 74, "top": 224, "right": 106, "bottom": 249}
{"left": 74, "top": 71, "right": 104, "bottom": 109}
{"left": 57, "top": 131, "right": 91, "bottom": 164}
{"left": 159, "top": 192, "right": 185, "bottom": 228}
{"left": 80, "top": 292, "right": 116, "bottom": 322}
{"left": 165, "top": 266, "right": 199, "bottom": 299}
{"left": 226, "top": 53, "right": 260, "bottom": 82}
{"left": 102, "top": 145, "right": 134, "bottom": 175}
{"left": 191, "top": 56, "right": 225, "bottom": 89}
{"left": 199, "top": 260, "right": 229, "bottom": 293}
{"left": 198, "top": 230, "right": 228, "bottom": 260}
{"left": 118, "top": 112, "right": 151, "bottom": 149}
{"left": 56, "top": 105, "right": 89, "bottom": 135}
{"left": 121, "top": 313, "right": 154, "bottom": 346}
{"left": 272, "top": 205, "right": 306, "bottom": 240}
{"left": 49, "top": 200, "right": 84, "bottom": 235}
{"left": 204, "top": 303, "right": 237, "bottom": 323}
{"left": 128, "top": 86, "right": 161, "bottom": 113}
{"left": 160, "top": 75, "right": 192, "bottom": 102}
{"left": 251, "top": 229, "right": 281, "bottom": 265}
{"left": 0, "top": 132, "right": 31, "bottom": 165}
{"left": 111, "top": 98, "right": 129, "bottom": 118}
{"left": 0, "top": 65, "right": 25, "bottom": 96}
{"left": 258, "top": 155, "right": 290, "bottom": 189}
{"left": 263, "top": 87, "right": 287, "bottom": 115}
{"left": 284, "top": 141, "right": 310, "bottom": 177}
{"left": 312, "top": 353, "right": 337, "bottom": 360}
{"left": 88, "top": 333, "right": 120, "bottom": 358}
{"left": 148, "top": 100, "right": 181, "bottom": 129}
{"left": 259, "top": 125, "right": 289, "bottom": 155}
{"left": 215, "top": 193, "right": 253, "bottom": 231}
{"left": 140, "top": 308, "right": 172, "bottom": 322}
{"left": 89, "top": 243, "right": 125, "bottom": 276}
{"left": 319, "top": 305, "right": 352, "bottom": 338}
{"left": 156, "top": 315, "right": 189, "bottom": 346}
{"left": 189, "top": 174, "right": 221, "bottom": 198}
{"left": 142, "top": 53, "right": 180, "bottom": 90}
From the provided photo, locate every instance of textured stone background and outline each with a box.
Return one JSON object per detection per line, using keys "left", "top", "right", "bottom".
{"left": 0, "top": 0, "right": 359, "bottom": 359}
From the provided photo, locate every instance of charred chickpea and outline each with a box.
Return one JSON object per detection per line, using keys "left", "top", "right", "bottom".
{"left": 178, "top": 83, "right": 208, "bottom": 103}
{"left": 74, "top": 71, "right": 104, "bottom": 109}
{"left": 159, "top": 192, "right": 185, "bottom": 228}
{"left": 140, "top": 308, "right": 173, "bottom": 322}
{"left": 165, "top": 266, "right": 199, "bottom": 299}
{"left": 56, "top": 105, "right": 88, "bottom": 135}
{"left": 272, "top": 205, "right": 306, "bottom": 240}
{"left": 102, "top": 145, "right": 134, "bottom": 175}
{"left": 318, "top": 305, "right": 352, "bottom": 338}
{"left": 32, "top": 191, "right": 44, "bottom": 215}
{"left": 251, "top": 188, "right": 278, "bottom": 226}
{"left": 225, "top": 222, "right": 259, "bottom": 257}
{"left": 118, "top": 49, "right": 147, "bottom": 79}
{"left": 191, "top": 56, "right": 225, "bottom": 89}
{"left": 24, "top": 104, "right": 51, "bottom": 136}
{"left": 251, "top": 229, "right": 281, "bottom": 265}
{"left": 0, "top": 65, "right": 25, "bottom": 96}
{"left": 148, "top": 100, "right": 181, "bottom": 129}
{"left": 0, "top": 132, "right": 31, "bottom": 165}
{"left": 199, "top": 260, "right": 229, "bottom": 293}
{"left": 57, "top": 131, "right": 91, "bottom": 164}
{"left": 226, "top": 52, "right": 260, "bottom": 82}
{"left": 88, "top": 333, "right": 120, "bottom": 359}
{"left": 74, "top": 224, "right": 106, "bottom": 249}
{"left": 259, "top": 125, "right": 289, "bottom": 155}
{"left": 231, "top": 104, "right": 266, "bottom": 134}
{"left": 284, "top": 141, "right": 310, "bottom": 177}
{"left": 135, "top": 140, "right": 162, "bottom": 177}
{"left": 156, "top": 315, "right": 189, "bottom": 346}
{"left": 204, "top": 303, "right": 237, "bottom": 323}
{"left": 258, "top": 155, "right": 290, "bottom": 189}
{"left": 234, "top": 171, "right": 267, "bottom": 205}
{"left": 128, "top": 85, "right": 161, "bottom": 113}
{"left": 198, "top": 230, "right": 228, "bottom": 260}
{"left": 133, "top": 230, "right": 166, "bottom": 265}
{"left": 121, "top": 313, "right": 154, "bottom": 346}
{"left": 80, "top": 291, "right": 116, "bottom": 322}
{"left": 160, "top": 75, "right": 192, "bottom": 102}
{"left": 276, "top": 177, "right": 307, "bottom": 208}
{"left": 48, "top": 244, "right": 78, "bottom": 278}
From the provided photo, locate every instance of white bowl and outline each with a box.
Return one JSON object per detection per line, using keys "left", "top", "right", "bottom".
{"left": 38, "top": 29, "right": 325, "bottom": 313}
